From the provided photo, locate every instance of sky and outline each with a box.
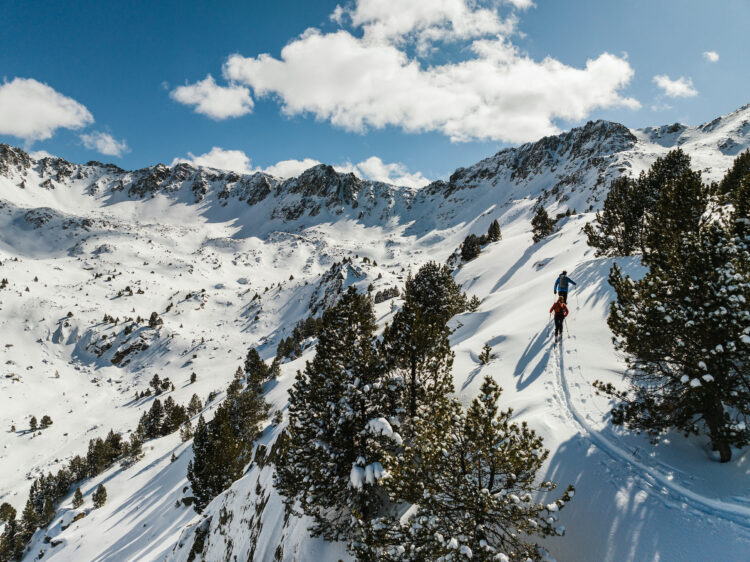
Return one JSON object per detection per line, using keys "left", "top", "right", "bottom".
{"left": 1, "top": 0, "right": 748, "bottom": 186}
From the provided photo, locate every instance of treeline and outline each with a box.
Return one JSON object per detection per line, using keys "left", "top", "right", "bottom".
{"left": 275, "top": 262, "right": 573, "bottom": 561}
{"left": 0, "top": 389, "right": 205, "bottom": 561}
{"left": 0, "top": 430, "right": 140, "bottom": 561}
{"left": 187, "top": 350, "right": 270, "bottom": 512}
{"left": 589, "top": 149, "right": 750, "bottom": 462}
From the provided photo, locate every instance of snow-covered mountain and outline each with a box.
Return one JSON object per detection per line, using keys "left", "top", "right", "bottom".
{"left": 1, "top": 103, "right": 749, "bottom": 562}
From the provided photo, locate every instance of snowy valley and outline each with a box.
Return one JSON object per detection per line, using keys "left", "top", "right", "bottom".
{"left": 1, "top": 103, "right": 749, "bottom": 561}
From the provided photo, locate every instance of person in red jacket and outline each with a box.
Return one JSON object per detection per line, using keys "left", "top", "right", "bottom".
{"left": 550, "top": 295, "right": 568, "bottom": 342}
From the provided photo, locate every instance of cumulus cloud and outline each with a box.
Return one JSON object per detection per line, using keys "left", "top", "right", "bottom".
{"left": 653, "top": 74, "right": 698, "bottom": 98}
{"left": 219, "top": 0, "right": 638, "bottom": 143}
{"left": 0, "top": 77, "right": 94, "bottom": 142}
{"left": 170, "top": 75, "right": 254, "bottom": 120}
{"left": 80, "top": 131, "right": 129, "bottom": 157}
{"left": 702, "top": 51, "right": 719, "bottom": 63}
{"left": 504, "top": 0, "right": 535, "bottom": 10}
{"left": 171, "top": 147, "right": 429, "bottom": 186}
{"left": 29, "top": 150, "right": 55, "bottom": 160}
{"left": 171, "top": 147, "right": 255, "bottom": 174}
{"left": 343, "top": 156, "right": 430, "bottom": 187}
{"left": 264, "top": 158, "right": 322, "bottom": 178}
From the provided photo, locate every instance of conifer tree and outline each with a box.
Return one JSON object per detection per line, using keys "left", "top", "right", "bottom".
{"left": 187, "top": 373, "right": 269, "bottom": 512}
{"left": 584, "top": 149, "right": 694, "bottom": 256}
{"left": 275, "top": 287, "right": 396, "bottom": 542}
{"left": 487, "top": 219, "right": 502, "bottom": 242}
{"left": 187, "top": 394, "right": 202, "bottom": 416}
{"left": 180, "top": 421, "right": 193, "bottom": 442}
{"left": 72, "top": 487, "right": 83, "bottom": 509}
{"left": 531, "top": 206, "right": 556, "bottom": 243}
{"left": 92, "top": 485, "right": 107, "bottom": 508}
{"left": 583, "top": 176, "right": 644, "bottom": 256}
{"left": 244, "top": 348, "right": 268, "bottom": 389}
{"left": 39, "top": 415, "right": 52, "bottom": 429}
{"left": 599, "top": 160, "right": 750, "bottom": 462}
{"left": 370, "top": 377, "right": 573, "bottom": 561}
{"left": 461, "top": 234, "right": 481, "bottom": 262}
{"left": 29, "top": 417, "right": 37, "bottom": 432}
{"left": 380, "top": 263, "right": 461, "bottom": 427}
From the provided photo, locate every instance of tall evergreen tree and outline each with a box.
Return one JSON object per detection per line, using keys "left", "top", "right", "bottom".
{"left": 244, "top": 348, "right": 269, "bottom": 390}
{"left": 599, "top": 160, "right": 750, "bottom": 462}
{"left": 369, "top": 377, "right": 573, "bottom": 561}
{"left": 187, "top": 373, "right": 269, "bottom": 512}
{"left": 461, "top": 234, "right": 481, "bottom": 262}
{"left": 275, "top": 287, "right": 396, "bottom": 542}
{"left": 584, "top": 149, "right": 694, "bottom": 256}
{"left": 380, "top": 263, "right": 462, "bottom": 426}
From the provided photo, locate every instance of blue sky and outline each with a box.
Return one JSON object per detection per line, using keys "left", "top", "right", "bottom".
{"left": 1, "top": 0, "right": 747, "bottom": 185}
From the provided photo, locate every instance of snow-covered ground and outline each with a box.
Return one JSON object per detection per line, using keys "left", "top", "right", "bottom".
{"left": 1, "top": 104, "right": 749, "bottom": 561}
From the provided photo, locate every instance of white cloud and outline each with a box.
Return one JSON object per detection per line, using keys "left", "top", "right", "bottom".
{"left": 171, "top": 147, "right": 255, "bottom": 174}
{"left": 343, "top": 156, "right": 430, "bottom": 187}
{"left": 0, "top": 78, "right": 94, "bottom": 142}
{"left": 220, "top": 0, "right": 638, "bottom": 143}
{"left": 702, "top": 51, "right": 719, "bottom": 63}
{"left": 170, "top": 75, "right": 254, "bottom": 120}
{"left": 504, "top": 0, "right": 535, "bottom": 10}
{"left": 653, "top": 74, "right": 698, "bottom": 98}
{"left": 80, "top": 131, "right": 129, "bottom": 157}
{"left": 171, "top": 147, "right": 429, "bottom": 186}
{"left": 264, "top": 158, "right": 322, "bottom": 178}
{"left": 29, "top": 150, "right": 54, "bottom": 160}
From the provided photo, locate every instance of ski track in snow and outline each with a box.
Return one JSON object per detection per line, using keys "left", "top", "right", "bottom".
{"left": 550, "top": 333, "right": 750, "bottom": 529}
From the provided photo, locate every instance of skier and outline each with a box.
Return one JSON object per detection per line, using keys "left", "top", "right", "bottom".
{"left": 550, "top": 295, "right": 568, "bottom": 343}
{"left": 553, "top": 270, "right": 577, "bottom": 304}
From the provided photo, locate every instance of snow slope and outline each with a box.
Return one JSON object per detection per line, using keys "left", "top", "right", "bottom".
{"left": 1, "top": 104, "right": 749, "bottom": 561}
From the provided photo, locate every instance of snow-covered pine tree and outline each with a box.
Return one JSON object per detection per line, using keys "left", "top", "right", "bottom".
{"left": 583, "top": 176, "right": 644, "bottom": 256}
{"left": 584, "top": 149, "right": 693, "bottom": 256}
{"left": 531, "top": 207, "right": 555, "bottom": 243}
{"left": 187, "top": 393, "right": 202, "bottom": 416}
{"left": 275, "top": 286, "right": 397, "bottom": 543}
{"left": 370, "top": 376, "right": 573, "bottom": 561}
{"left": 380, "top": 262, "right": 461, "bottom": 429}
{"left": 600, "top": 158, "right": 750, "bottom": 462}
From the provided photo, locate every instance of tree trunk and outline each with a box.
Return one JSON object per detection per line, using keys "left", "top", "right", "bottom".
{"left": 705, "top": 400, "right": 732, "bottom": 463}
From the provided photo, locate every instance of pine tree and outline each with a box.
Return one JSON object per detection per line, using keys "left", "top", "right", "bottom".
{"left": 187, "top": 374, "right": 269, "bottom": 512}
{"left": 487, "top": 219, "right": 502, "bottom": 242}
{"left": 29, "top": 416, "right": 37, "bottom": 432}
{"left": 371, "top": 377, "right": 573, "bottom": 561}
{"left": 92, "top": 485, "right": 107, "bottom": 508}
{"left": 531, "top": 207, "right": 556, "bottom": 243}
{"left": 379, "top": 263, "right": 462, "bottom": 427}
{"left": 187, "top": 394, "right": 202, "bottom": 416}
{"left": 39, "top": 415, "right": 52, "bottom": 429}
{"left": 244, "top": 348, "right": 269, "bottom": 390}
{"left": 148, "top": 312, "right": 162, "bottom": 329}
{"left": 598, "top": 161, "right": 750, "bottom": 462}
{"left": 584, "top": 149, "right": 694, "bottom": 256}
{"left": 583, "top": 176, "right": 644, "bottom": 256}
{"left": 275, "top": 287, "right": 397, "bottom": 542}
{"left": 180, "top": 421, "right": 193, "bottom": 442}
{"left": 72, "top": 487, "right": 83, "bottom": 509}
{"left": 461, "top": 234, "right": 481, "bottom": 262}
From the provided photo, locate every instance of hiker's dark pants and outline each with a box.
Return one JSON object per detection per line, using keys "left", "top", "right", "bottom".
{"left": 554, "top": 315, "right": 565, "bottom": 338}
{"left": 558, "top": 291, "right": 568, "bottom": 303}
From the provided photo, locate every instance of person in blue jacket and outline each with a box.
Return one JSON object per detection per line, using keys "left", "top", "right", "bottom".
{"left": 554, "top": 270, "right": 576, "bottom": 304}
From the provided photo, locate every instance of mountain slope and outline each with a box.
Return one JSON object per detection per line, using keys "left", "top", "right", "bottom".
{"left": 1, "top": 104, "right": 749, "bottom": 562}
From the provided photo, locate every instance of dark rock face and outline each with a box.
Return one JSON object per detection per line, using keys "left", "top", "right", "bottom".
{"left": 0, "top": 144, "right": 32, "bottom": 176}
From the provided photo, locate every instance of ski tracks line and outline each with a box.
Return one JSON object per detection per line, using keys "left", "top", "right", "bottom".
{"left": 550, "top": 335, "right": 750, "bottom": 529}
